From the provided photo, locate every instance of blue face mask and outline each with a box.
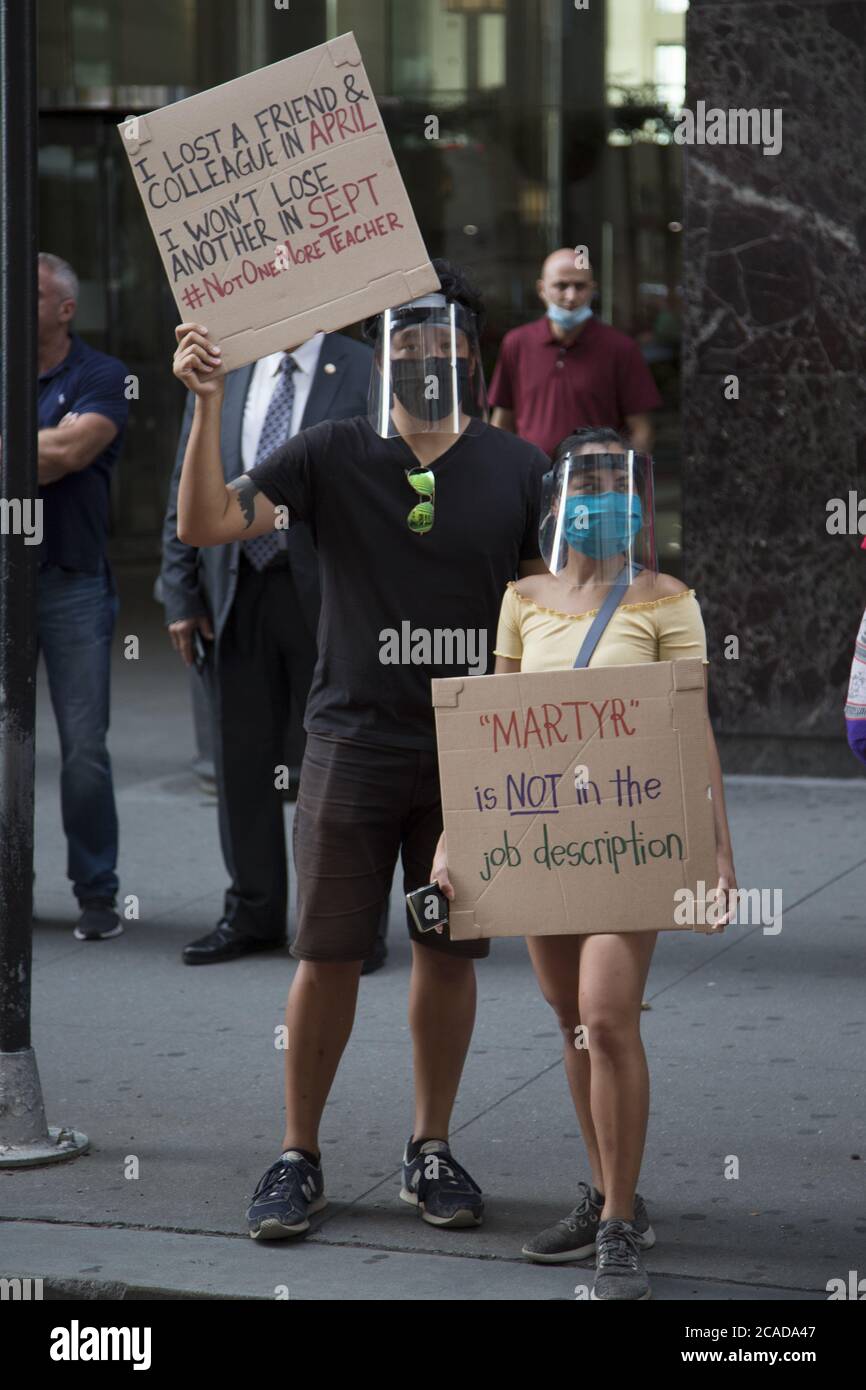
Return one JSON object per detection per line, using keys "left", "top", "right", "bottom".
{"left": 564, "top": 492, "right": 642, "bottom": 559}
{"left": 547, "top": 303, "right": 593, "bottom": 331}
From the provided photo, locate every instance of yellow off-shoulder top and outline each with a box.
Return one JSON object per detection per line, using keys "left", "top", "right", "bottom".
{"left": 493, "top": 582, "right": 708, "bottom": 673}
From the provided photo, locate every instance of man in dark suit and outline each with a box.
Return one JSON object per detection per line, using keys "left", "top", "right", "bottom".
{"left": 161, "top": 331, "right": 374, "bottom": 965}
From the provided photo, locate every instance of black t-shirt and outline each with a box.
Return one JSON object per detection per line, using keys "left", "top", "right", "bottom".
{"left": 248, "top": 416, "right": 549, "bottom": 749}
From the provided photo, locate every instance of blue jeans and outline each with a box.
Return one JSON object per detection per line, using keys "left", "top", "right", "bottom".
{"left": 37, "top": 562, "right": 119, "bottom": 903}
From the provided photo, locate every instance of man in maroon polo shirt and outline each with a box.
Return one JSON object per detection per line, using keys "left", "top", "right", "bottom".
{"left": 489, "top": 248, "right": 662, "bottom": 458}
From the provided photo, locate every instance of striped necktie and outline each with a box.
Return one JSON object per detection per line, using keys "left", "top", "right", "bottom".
{"left": 242, "top": 354, "right": 298, "bottom": 572}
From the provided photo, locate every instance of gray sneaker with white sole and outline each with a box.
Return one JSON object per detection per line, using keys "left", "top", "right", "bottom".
{"left": 522, "top": 1182, "right": 655, "bottom": 1263}
{"left": 591, "top": 1217, "right": 652, "bottom": 1300}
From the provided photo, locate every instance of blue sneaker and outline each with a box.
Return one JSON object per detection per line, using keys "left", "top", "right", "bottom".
{"left": 400, "top": 1139, "right": 484, "bottom": 1228}
{"left": 246, "top": 1151, "right": 326, "bottom": 1241}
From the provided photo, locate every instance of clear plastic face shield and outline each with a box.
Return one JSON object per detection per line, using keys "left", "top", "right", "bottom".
{"left": 367, "top": 293, "right": 488, "bottom": 438}
{"left": 539, "top": 447, "right": 657, "bottom": 579}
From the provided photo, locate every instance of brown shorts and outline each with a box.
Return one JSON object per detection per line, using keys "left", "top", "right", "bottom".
{"left": 291, "top": 733, "right": 490, "bottom": 962}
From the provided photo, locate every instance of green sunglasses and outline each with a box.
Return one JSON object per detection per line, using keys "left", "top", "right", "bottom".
{"left": 405, "top": 467, "right": 436, "bottom": 535}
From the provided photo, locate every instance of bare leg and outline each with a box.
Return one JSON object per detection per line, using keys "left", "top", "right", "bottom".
{"left": 526, "top": 934, "right": 604, "bottom": 1194}
{"left": 410, "top": 942, "right": 477, "bottom": 1140}
{"left": 578, "top": 931, "right": 658, "bottom": 1221}
{"left": 282, "top": 959, "right": 363, "bottom": 1153}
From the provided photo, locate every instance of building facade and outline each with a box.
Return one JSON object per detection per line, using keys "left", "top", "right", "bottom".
{"left": 36, "top": 0, "right": 865, "bottom": 771}
{"left": 38, "top": 0, "right": 687, "bottom": 555}
{"left": 682, "top": 0, "right": 866, "bottom": 773}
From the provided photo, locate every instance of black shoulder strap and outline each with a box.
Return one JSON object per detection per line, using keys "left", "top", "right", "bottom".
{"left": 573, "top": 564, "right": 641, "bottom": 669}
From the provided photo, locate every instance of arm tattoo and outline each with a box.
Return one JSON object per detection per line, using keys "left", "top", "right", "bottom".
{"left": 227, "top": 475, "right": 259, "bottom": 530}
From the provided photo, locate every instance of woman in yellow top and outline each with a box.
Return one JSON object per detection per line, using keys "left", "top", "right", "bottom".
{"left": 433, "top": 427, "right": 737, "bottom": 1301}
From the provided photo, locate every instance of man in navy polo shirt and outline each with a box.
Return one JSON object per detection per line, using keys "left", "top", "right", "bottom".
{"left": 489, "top": 248, "right": 661, "bottom": 458}
{"left": 37, "top": 252, "right": 129, "bottom": 941}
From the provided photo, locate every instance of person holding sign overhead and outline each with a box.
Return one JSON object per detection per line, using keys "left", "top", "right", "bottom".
{"left": 171, "top": 261, "right": 550, "bottom": 1241}
{"left": 432, "top": 426, "right": 737, "bottom": 1300}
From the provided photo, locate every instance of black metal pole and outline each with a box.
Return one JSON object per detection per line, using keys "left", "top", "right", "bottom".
{"left": 0, "top": 0, "right": 38, "bottom": 1054}
{"left": 0, "top": 0, "right": 87, "bottom": 1164}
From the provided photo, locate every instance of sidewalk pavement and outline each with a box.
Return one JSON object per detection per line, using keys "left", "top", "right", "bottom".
{"left": 2, "top": 568, "right": 865, "bottom": 1301}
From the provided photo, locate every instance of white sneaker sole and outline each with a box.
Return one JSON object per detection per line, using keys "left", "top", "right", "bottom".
{"left": 523, "top": 1241, "right": 597, "bottom": 1264}
{"left": 249, "top": 1194, "right": 328, "bottom": 1240}
{"left": 399, "top": 1186, "right": 483, "bottom": 1228}
{"left": 74, "top": 923, "right": 123, "bottom": 941}
{"left": 523, "top": 1222, "right": 656, "bottom": 1264}
{"left": 591, "top": 1286, "right": 652, "bottom": 1300}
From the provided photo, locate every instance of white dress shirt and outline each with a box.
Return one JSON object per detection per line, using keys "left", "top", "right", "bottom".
{"left": 241, "top": 332, "right": 325, "bottom": 471}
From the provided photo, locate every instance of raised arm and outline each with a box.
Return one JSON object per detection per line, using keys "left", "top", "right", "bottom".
{"left": 172, "top": 322, "right": 277, "bottom": 547}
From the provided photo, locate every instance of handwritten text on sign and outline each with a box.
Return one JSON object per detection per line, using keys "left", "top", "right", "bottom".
{"left": 125, "top": 75, "right": 402, "bottom": 313}
{"left": 480, "top": 697, "right": 641, "bottom": 752}
{"left": 432, "top": 662, "right": 717, "bottom": 939}
{"left": 117, "top": 30, "right": 440, "bottom": 367}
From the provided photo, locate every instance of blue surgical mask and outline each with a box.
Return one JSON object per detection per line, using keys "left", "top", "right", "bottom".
{"left": 547, "top": 303, "right": 593, "bottom": 331}
{"left": 564, "top": 492, "right": 642, "bottom": 559}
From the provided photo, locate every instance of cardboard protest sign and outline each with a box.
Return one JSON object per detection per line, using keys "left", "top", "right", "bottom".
{"left": 432, "top": 659, "right": 719, "bottom": 939}
{"left": 117, "top": 32, "right": 439, "bottom": 371}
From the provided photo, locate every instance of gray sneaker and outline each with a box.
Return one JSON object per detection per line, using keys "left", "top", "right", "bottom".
{"left": 591, "top": 1218, "right": 651, "bottom": 1300}
{"left": 522, "top": 1183, "right": 655, "bottom": 1264}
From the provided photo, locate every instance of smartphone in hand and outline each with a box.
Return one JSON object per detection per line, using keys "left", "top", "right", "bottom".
{"left": 407, "top": 882, "right": 450, "bottom": 936}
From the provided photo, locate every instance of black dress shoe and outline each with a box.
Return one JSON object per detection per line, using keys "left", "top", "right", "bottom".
{"left": 183, "top": 920, "right": 286, "bottom": 966}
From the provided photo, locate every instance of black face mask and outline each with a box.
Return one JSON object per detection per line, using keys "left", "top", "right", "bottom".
{"left": 389, "top": 357, "right": 472, "bottom": 422}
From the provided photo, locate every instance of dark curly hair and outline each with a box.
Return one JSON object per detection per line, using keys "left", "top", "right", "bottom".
{"left": 362, "top": 258, "right": 485, "bottom": 341}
